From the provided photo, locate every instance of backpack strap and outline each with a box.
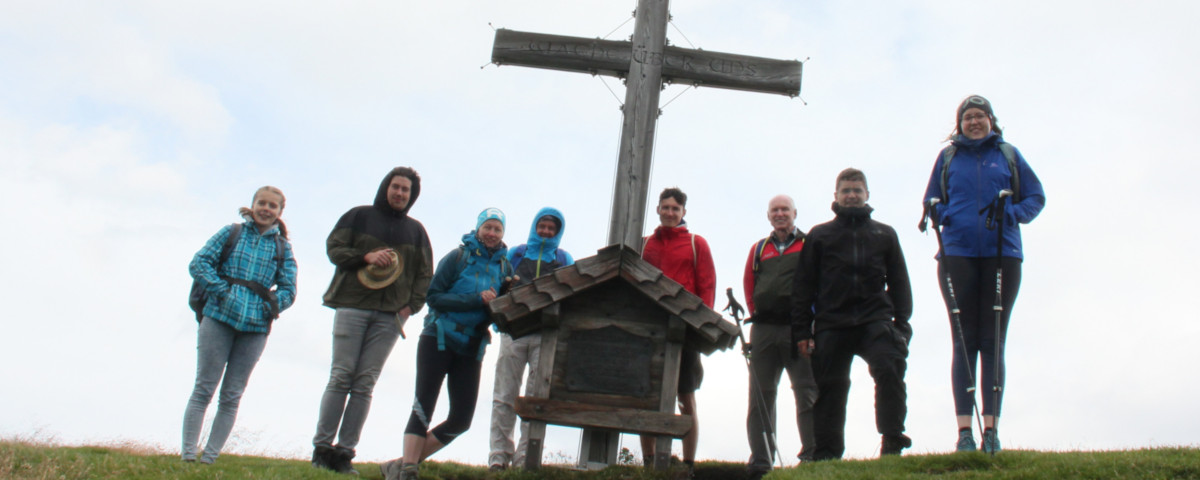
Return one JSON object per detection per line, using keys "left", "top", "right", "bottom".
{"left": 751, "top": 237, "right": 770, "bottom": 277}
{"left": 938, "top": 145, "right": 956, "bottom": 204}
{"left": 510, "top": 244, "right": 527, "bottom": 268}
{"left": 998, "top": 141, "right": 1021, "bottom": 199}
{"left": 218, "top": 223, "right": 243, "bottom": 270}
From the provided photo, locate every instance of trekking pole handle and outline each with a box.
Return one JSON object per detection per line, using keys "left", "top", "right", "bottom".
{"left": 998, "top": 189, "right": 1013, "bottom": 199}
{"left": 929, "top": 197, "right": 941, "bottom": 206}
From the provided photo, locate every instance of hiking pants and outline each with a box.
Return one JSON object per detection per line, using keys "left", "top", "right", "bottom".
{"left": 405, "top": 334, "right": 484, "bottom": 445}
{"left": 747, "top": 323, "right": 817, "bottom": 472}
{"left": 810, "top": 320, "right": 908, "bottom": 460}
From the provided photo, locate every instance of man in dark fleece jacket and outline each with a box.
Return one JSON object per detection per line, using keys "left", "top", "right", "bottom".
{"left": 792, "top": 168, "right": 913, "bottom": 461}
{"left": 311, "top": 166, "right": 434, "bottom": 474}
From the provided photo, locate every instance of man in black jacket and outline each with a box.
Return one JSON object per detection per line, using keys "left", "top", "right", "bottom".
{"left": 792, "top": 168, "right": 913, "bottom": 460}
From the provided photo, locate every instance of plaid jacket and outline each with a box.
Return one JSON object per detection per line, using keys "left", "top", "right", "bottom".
{"left": 190, "top": 221, "right": 298, "bottom": 333}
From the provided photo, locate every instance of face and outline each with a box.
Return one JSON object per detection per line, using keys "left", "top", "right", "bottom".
{"left": 535, "top": 218, "right": 559, "bottom": 239}
{"left": 835, "top": 180, "right": 869, "bottom": 208}
{"left": 252, "top": 191, "right": 284, "bottom": 229}
{"left": 386, "top": 175, "right": 413, "bottom": 211}
{"left": 656, "top": 197, "right": 685, "bottom": 228}
{"left": 767, "top": 196, "right": 796, "bottom": 232}
{"left": 477, "top": 219, "right": 505, "bottom": 249}
{"left": 960, "top": 107, "right": 993, "bottom": 140}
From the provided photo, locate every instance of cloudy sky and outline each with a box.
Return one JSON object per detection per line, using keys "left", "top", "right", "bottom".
{"left": 2, "top": 0, "right": 1198, "bottom": 466}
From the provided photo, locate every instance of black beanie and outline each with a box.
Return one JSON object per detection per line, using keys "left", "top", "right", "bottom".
{"left": 957, "top": 95, "right": 994, "bottom": 120}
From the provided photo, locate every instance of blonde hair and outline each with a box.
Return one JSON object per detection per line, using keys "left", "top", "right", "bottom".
{"left": 238, "top": 186, "right": 289, "bottom": 239}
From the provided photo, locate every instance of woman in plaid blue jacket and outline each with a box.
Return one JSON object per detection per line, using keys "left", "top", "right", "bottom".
{"left": 182, "top": 186, "right": 298, "bottom": 464}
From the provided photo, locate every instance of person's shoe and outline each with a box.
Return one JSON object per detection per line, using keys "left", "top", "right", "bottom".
{"left": 398, "top": 463, "right": 419, "bottom": 480}
{"left": 488, "top": 463, "right": 507, "bottom": 472}
{"left": 981, "top": 428, "right": 1002, "bottom": 454}
{"left": 330, "top": 446, "right": 359, "bottom": 475}
{"left": 748, "top": 468, "right": 769, "bottom": 480}
{"left": 312, "top": 445, "right": 336, "bottom": 470}
{"left": 379, "top": 458, "right": 403, "bottom": 480}
{"left": 956, "top": 429, "right": 977, "bottom": 452}
{"left": 881, "top": 433, "right": 912, "bottom": 456}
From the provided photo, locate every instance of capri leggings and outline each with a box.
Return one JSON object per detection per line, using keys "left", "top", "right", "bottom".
{"left": 404, "top": 334, "right": 484, "bottom": 445}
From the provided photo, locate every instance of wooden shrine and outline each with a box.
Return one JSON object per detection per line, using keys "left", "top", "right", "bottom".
{"left": 489, "top": 245, "right": 738, "bottom": 470}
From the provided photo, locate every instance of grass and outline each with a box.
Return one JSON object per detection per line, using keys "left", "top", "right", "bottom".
{"left": 2, "top": 438, "right": 1198, "bottom": 479}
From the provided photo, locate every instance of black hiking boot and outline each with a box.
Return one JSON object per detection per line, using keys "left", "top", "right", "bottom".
{"left": 881, "top": 433, "right": 912, "bottom": 456}
{"left": 311, "top": 445, "right": 336, "bottom": 470}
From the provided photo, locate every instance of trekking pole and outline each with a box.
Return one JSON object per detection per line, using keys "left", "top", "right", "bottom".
{"left": 922, "top": 199, "right": 985, "bottom": 437}
{"left": 981, "top": 189, "right": 1013, "bottom": 454}
{"left": 723, "top": 288, "right": 785, "bottom": 469}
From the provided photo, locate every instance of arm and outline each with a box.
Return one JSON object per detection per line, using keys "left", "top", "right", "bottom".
{"left": 425, "top": 249, "right": 486, "bottom": 312}
{"left": 790, "top": 235, "right": 819, "bottom": 342}
{"left": 407, "top": 232, "right": 435, "bottom": 314}
{"left": 1010, "top": 148, "right": 1046, "bottom": 224}
{"left": 189, "top": 225, "right": 234, "bottom": 300}
{"left": 922, "top": 152, "right": 947, "bottom": 223}
{"left": 742, "top": 244, "right": 757, "bottom": 316}
{"left": 886, "top": 227, "right": 914, "bottom": 332}
{"left": 325, "top": 209, "right": 370, "bottom": 270}
{"left": 694, "top": 236, "right": 717, "bottom": 309}
{"left": 274, "top": 239, "right": 298, "bottom": 312}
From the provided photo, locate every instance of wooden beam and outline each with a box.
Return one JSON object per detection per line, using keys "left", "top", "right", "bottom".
{"left": 516, "top": 397, "right": 693, "bottom": 437}
{"left": 492, "top": 29, "right": 802, "bottom": 97}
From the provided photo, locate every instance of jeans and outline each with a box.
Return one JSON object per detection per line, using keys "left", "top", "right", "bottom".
{"left": 181, "top": 317, "right": 268, "bottom": 463}
{"left": 313, "top": 308, "right": 401, "bottom": 452}
{"left": 488, "top": 332, "right": 540, "bottom": 468}
{"left": 746, "top": 323, "right": 817, "bottom": 471}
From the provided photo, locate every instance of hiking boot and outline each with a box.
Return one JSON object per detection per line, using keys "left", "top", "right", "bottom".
{"left": 330, "top": 446, "right": 359, "bottom": 475}
{"left": 399, "top": 463, "right": 419, "bottom": 480}
{"left": 880, "top": 434, "right": 912, "bottom": 456}
{"left": 956, "top": 429, "right": 976, "bottom": 452}
{"left": 981, "top": 428, "right": 1002, "bottom": 454}
{"left": 311, "top": 445, "right": 336, "bottom": 470}
{"left": 380, "top": 458, "right": 404, "bottom": 480}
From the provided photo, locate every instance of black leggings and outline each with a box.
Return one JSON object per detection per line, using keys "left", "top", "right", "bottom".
{"left": 938, "top": 256, "right": 1022, "bottom": 418}
{"left": 404, "top": 334, "right": 483, "bottom": 445}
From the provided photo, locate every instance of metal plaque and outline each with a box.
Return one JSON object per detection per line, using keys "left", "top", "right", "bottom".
{"left": 565, "top": 326, "right": 653, "bottom": 397}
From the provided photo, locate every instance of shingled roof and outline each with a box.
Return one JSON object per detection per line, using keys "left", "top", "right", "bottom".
{"left": 489, "top": 244, "right": 739, "bottom": 354}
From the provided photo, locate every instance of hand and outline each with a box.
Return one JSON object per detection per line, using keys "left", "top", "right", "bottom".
{"left": 397, "top": 305, "right": 413, "bottom": 321}
{"left": 480, "top": 288, "right": 497, "bottom": 305}
{"left": 365, "top": 248, "right": 395, "bottom": 267}
{"left": 797, "top": 339, "right": 815, "bottom": 358}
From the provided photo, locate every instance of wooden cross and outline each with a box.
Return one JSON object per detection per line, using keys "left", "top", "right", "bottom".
{"left": 492, "top": 0, "right": 802, "bottom": 250}
{"left": 491, "top": 0, "right": 802, "bottom": 469}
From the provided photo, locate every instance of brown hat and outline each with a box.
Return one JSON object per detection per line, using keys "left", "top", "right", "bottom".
{"left": 357, "top": 250, "right": 404, "bottom": 290}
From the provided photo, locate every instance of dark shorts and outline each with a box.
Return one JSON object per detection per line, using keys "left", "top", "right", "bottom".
{"left": 677, "top": 347, "right": 704, "bottom": 394}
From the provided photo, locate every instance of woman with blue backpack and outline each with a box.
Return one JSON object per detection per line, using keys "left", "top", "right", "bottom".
{"left": 381, "top": 208, "right": 514, "bottom": 480}
{"left": 921, "top": 95, "right": 1045, "bottom": 454}
{"left": 182, "top": 185, "right": 298, "bottom": 464}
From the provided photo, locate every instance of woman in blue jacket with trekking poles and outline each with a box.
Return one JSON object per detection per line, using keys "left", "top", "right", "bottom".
{"left": 381, "top": 208, "right": 515, "bottom": 480}
{"left": 183, "top": 185, "right": 298, "bottom": 464}
{"left": 921, "top": 95, "right": 1045, "bottom": 454}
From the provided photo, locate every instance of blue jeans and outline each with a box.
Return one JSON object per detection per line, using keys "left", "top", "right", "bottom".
{"left": 181, "top": 317, "right": 268, "bottom": 463}
{"left": 312, "top": 308, "right": 401, "bottom": 452}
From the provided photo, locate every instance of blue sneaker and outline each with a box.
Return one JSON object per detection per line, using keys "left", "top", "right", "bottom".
{"left": 981, "top": 428, "right": 1001, "bottom": 454}
{"left": 956, "top": 429, "right": 976, "bottom": 452}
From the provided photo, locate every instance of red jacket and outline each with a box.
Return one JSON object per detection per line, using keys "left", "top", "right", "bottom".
{"left": 642, "top": 223, "right": 716, "bottom": 308}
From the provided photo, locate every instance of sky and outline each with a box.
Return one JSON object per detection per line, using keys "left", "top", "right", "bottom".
{"left": 2, "top": 0, "right": 1199, "bottom": 467}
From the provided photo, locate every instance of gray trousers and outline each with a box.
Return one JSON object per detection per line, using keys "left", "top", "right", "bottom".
{"left": 747, "top": 323, "right": 817, "bottom": 471}
{"left": 312, "top": 308, "right": 401, "bottom": 452}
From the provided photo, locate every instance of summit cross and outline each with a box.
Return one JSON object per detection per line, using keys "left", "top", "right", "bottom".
{"left": 491, "top": 0, "right": 803, "bottom": 250}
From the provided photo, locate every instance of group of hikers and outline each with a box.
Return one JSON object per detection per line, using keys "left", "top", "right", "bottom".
{"left": 181, "top": 95, "right": 1045, "bottom": 480}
